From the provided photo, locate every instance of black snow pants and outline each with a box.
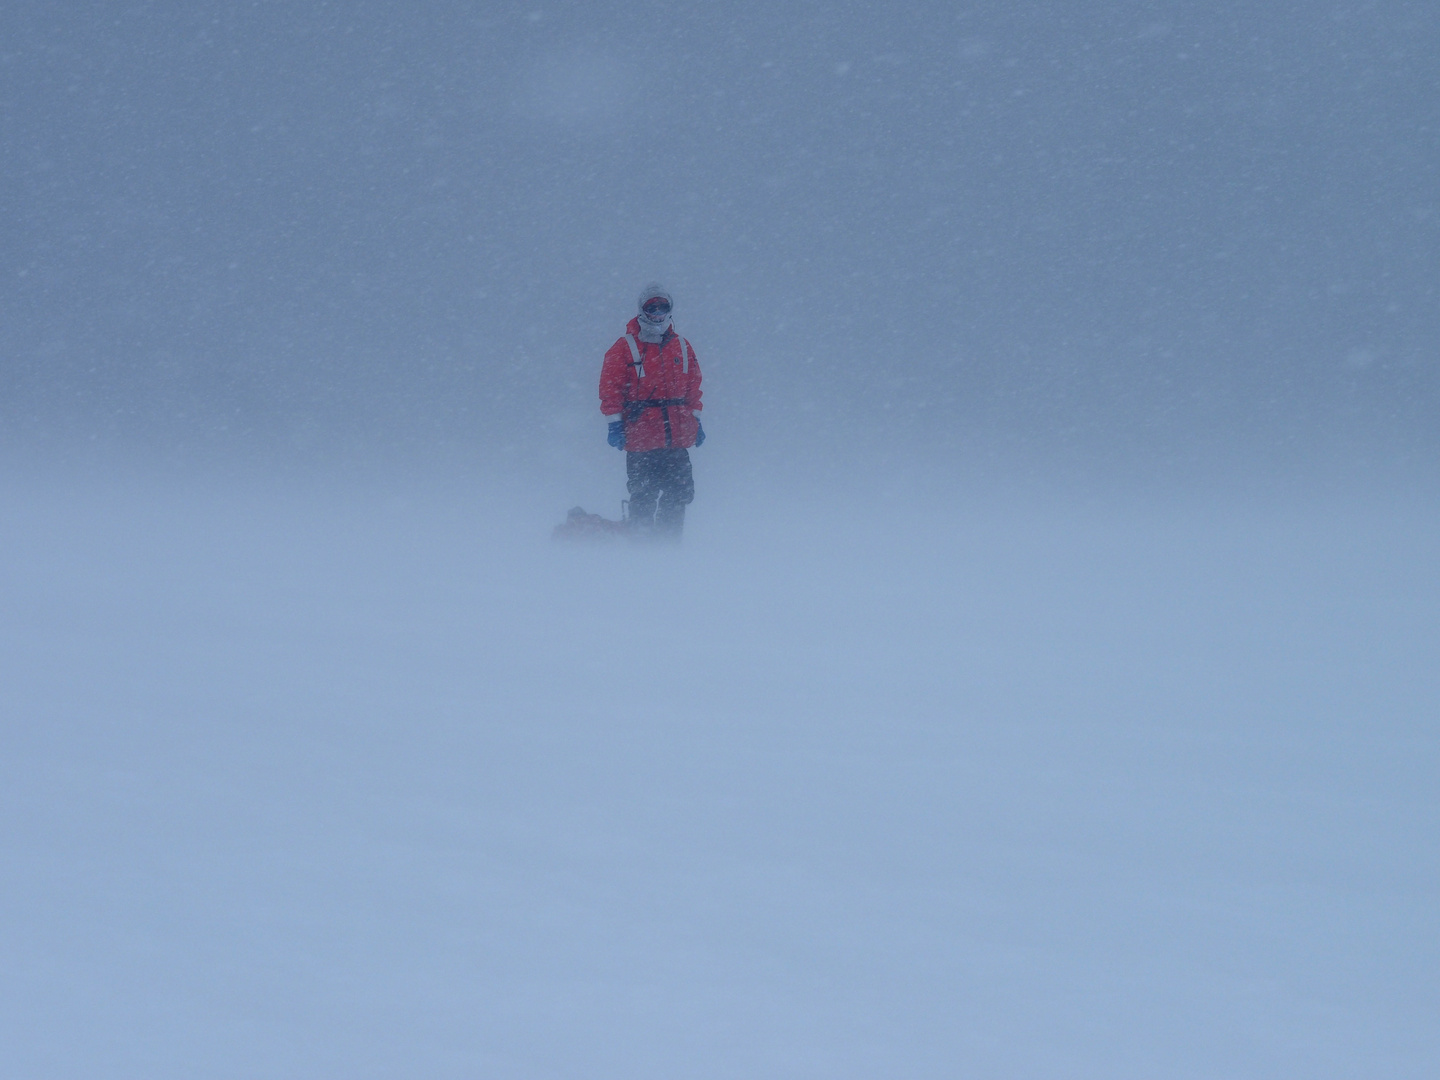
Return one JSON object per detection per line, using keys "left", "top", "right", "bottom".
{"left": 626, "top": 448, "right": 694, "bottom": 539}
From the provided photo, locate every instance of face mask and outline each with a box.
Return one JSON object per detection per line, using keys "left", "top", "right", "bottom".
{"left": 637, "top": 300, "right": 672, "bottom": 339}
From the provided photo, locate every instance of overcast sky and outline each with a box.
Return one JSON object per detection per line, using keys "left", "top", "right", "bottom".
{"left": 2, "top": 1, "right": 1434, "bottom": 481}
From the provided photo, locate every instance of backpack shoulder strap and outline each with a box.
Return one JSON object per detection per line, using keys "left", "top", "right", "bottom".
{"left": 677, "top": 335, "right": 689, "bottom": 375}
{"left": 623, "top": 333, "right": 644, "bottom": 378}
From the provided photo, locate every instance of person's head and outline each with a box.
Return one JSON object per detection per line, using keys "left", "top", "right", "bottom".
{"left": 636, "top": 283, "right": 673, "bottom": 335}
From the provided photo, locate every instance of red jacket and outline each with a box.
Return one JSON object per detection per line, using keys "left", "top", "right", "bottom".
{"left": 599, "top": 319, "right": 704, "bottom": 451}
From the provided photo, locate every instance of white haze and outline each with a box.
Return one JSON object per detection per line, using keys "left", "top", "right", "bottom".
{"left": 2, "top": 470, "right": 1436, "bottom": 1078}
{"left": 2, "top": 1, "right": 1438, "bottom": 1076}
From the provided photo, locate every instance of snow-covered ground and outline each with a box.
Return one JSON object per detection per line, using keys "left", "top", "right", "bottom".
{"left": 2, "top": 470, "right": 1436, "bottom": 1078}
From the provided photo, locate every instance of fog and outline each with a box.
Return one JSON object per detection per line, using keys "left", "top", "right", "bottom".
{"left": 2, "top": 3, "right": 1437, "bottom": 1077}
{"left": 4, "top": 0, "right": 1435, "bottom": 481}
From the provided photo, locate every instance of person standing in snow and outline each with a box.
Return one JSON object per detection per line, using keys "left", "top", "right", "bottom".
{"left": 599, "top": 283, "right": 704, "bottom": 539}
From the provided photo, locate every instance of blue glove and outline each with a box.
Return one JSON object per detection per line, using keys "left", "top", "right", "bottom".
{"left": 607, "top": 420, "right": 625, "bottom": 449}
{"left": 695, "top": 421, "right": 706, "bottom": 447}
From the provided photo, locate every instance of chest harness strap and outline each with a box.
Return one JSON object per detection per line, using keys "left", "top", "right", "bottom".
{"left": 624, "top": 333, "right": 690, "bottom": 378}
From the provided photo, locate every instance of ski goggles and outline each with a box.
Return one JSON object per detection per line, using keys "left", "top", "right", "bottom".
{"left": 641, "top": 298, "right": 671, "bottom": 318}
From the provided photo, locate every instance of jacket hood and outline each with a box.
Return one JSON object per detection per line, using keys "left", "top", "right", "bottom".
{"left": 636, "top": 282, "right": 673, "bottom": 312}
